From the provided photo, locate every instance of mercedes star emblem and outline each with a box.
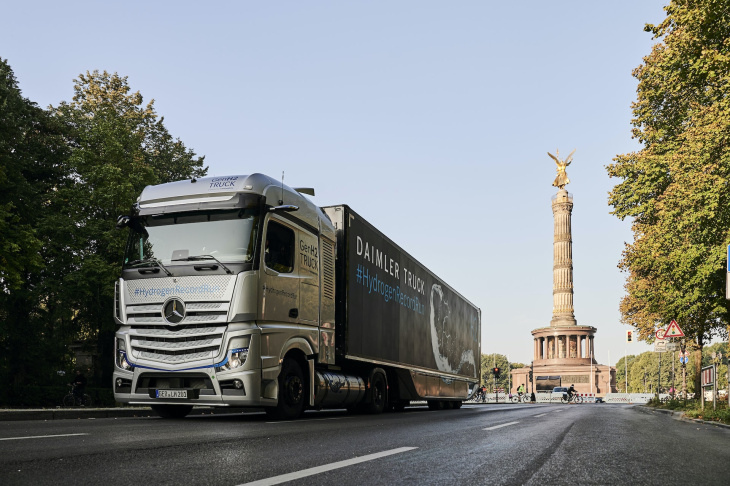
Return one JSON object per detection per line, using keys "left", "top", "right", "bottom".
{"left": 163, "top": 298, "right": 185, "bottom": 324}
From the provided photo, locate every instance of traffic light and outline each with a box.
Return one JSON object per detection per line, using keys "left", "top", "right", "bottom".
{"left": 492, "top": 367, "right": 501, "bottom": 377}
{"left": 626, "top": 330, "right": 634, "bottom": 343}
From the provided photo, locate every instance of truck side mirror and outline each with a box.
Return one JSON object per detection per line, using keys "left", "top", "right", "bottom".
{"left": 116, "top": 215, "right": 131, "bottom": 229}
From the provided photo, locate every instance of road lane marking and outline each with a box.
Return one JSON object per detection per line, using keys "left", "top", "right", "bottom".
{"left": 483, "top": 421, "right": 519, "bottom": 431}
{"left": 0, "top": 433, "right": 89, "bottom": 441}
{"left": 236, "top": 447, "right": 418, "bottom": 486}
{"left": 534, "top": 413, "right": 548, "bottom": 417}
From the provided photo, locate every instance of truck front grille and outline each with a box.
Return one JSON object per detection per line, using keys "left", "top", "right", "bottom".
{"left": 125, "top": 302, "right": 228, "bottom": 325}
{"left": 129, "top": 325, "right": 226, "bottom": 365}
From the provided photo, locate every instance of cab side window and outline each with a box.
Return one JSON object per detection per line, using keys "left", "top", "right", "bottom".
{"left": 265, "top": 221, "right": 295, "bottom": 273}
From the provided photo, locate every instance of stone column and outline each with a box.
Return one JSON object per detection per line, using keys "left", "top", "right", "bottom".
{"left": 551, "top": 190, "right": 577, "bottom": 327}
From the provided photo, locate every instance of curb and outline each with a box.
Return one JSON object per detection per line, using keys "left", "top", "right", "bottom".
{"left": 0, "top": 407, "right": 263, "bottom": 422}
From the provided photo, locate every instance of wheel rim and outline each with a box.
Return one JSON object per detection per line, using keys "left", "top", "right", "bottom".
{"left": 373, "top": 380, "right": 384, "bottom": 407}
{"left": 284, "top": 375, "right": 303, "bottom": 405}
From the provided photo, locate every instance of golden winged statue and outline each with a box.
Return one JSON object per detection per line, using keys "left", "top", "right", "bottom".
{"left": 548, "top": 149, "right": 576, "bottom": 189}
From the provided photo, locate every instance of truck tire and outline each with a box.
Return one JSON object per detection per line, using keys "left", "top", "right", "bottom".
{"left": 452, "top": 401, "right": 462, "bottom": 409}
{"left": 366, "top": 373, "right": 386, "bottom": 414}
{"left": 266, "top": 357, "right": 306, "bottom": 420}
{"left": 151, "top": 405, "right": 193, "bottom": 419}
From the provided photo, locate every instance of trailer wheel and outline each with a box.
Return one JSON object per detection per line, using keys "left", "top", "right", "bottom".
{"left": 151, "top": 405, "right": 193, "bottom": 419}
{"left": 427, "top": 400, "right": 444, "bottom": 411}
{"left": 366, "top": 373, "right": 386, "bottom": 414}
{"left": 453, "top": 401, "right": 462, "bottom": 409}
{"left": 267, "top": 357, "right": 305, "bottom": 420}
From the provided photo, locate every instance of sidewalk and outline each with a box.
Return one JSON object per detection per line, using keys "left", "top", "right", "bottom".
{"left": 0, "top": 406, "right": 263, "bottom": 422}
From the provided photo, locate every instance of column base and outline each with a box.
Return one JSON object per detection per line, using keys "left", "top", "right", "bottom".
{"left": 551, "top": 316, "right": 577, "bottom": 327}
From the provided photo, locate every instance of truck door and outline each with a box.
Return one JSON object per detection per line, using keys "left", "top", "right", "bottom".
{"left": 297, "top": 230, "right": 320, "bottom": 325}
{"left": 259, "top": 218, "right": 299, "bottom": 323}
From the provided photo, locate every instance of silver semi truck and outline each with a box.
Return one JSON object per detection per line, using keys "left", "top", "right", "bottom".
{"left": 113, "top": 173, "right": 481, "bottom": 419}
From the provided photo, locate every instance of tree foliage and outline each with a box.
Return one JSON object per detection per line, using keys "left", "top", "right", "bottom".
{"left": 480, "top": 353, "right": 525, "bottom": 391}
{"left": 0, "top": 57, "right": 70, "bottom": 387}
{"left": 0, "top": 64, "right": 207, "bottom": 395}
{"left": 614, "top": 343, "right": 729, "bottom": 394}
{"left": 606, "top": 0, "right": 730, "bottom": 393}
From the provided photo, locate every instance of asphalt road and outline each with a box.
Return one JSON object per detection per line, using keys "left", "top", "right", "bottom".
{"left": 1, "top": 403, "right": 728, "bottom": 485}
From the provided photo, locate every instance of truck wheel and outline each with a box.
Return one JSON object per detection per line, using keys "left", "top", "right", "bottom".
{"left": 366, "top": 373, "right": 386, "bottom": 414}
{"left": 267, "top": 357, "right": 306, "bottom": 420}
{"left": 452, "top": 401, "right": 462, "bottom": 409}
{"left": 151, "top": 405, "right": 193, "bottom": 419}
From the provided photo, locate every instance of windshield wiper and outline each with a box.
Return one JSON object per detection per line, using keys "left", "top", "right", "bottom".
{"left": 172, "top": 255, "right": 233, "bottom": 274}
{"left": 126, "top": 258, "right": 173, "bottom": 277}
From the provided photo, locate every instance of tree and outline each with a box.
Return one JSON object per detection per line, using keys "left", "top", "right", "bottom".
{"left": 0, "top": 58, "right": 70, "bottom": 389}
{"left": 606, "top": 0, "right": 730, "bottom": 395}
{"left": 480, "top": 353, "right": 523, "bottom": 392}
{"left": 48, "top": 71, "right": 208, "bottom": 384}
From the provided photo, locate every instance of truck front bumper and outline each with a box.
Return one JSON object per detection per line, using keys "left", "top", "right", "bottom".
{"left": 113, "top": 367, "right": 276, "bottom": 408}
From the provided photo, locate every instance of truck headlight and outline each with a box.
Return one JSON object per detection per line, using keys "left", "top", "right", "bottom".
{"left": 217, "top": 347, "right": 249, "bottom": 371}
{"left": 116, "top": 338, "right": 134, "bottom": 371}
{"left": 216, "top": 336, "right": 251, "bottom": 372}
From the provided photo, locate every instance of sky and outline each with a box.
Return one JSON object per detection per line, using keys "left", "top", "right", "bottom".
{"left": 2, "top": 1, "right": 674, "bottom": 366}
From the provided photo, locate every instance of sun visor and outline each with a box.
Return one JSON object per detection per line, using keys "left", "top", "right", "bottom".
{"left": 138, "top": 193, "right": 263, "bottom": 215}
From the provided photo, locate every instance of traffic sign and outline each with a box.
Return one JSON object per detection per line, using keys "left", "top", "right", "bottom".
{"left": 680, "top": 356, "right": 689, "bottom": 364}
{"left": 664, "top": 319, "right": 685, "bottom": 338}
{"left": 701, "top": 366, "right": 715, "bottom": 387}
{"left": 654, "top": 341, "right": 667, "bottom": 353}
{"left": 666, "top": 342, "right": 678, "bottom": 351}
{"left": 656, "top": 329, "right": 666, "bottom": 340}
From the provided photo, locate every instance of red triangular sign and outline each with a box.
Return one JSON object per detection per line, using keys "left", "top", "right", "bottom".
{"left": 664, "top": 319, "right": 685, "bottom": 338}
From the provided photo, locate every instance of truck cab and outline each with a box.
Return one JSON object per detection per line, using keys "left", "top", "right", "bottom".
{"left": 113, "top": 174, "right": 336, "bottom": 419}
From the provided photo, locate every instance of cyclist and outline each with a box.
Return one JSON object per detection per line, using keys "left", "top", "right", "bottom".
{"left": 567, "top": 384, "right": 577, "bottom": 401}
{"left": 517, "top": 383, "right": 525, "bottom": 400}
{"left": 71, "top": 370, "right": 87, "bottom": 402}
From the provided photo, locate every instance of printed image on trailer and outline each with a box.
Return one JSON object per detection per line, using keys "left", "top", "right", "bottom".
{"left": 430, "top": 284, "right": 477, "bottom": 376}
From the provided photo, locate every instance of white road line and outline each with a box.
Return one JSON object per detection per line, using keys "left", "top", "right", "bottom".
{"left": 483, "top": 421, "right": 519, "bottom": 431}
{"left": 237, "top": 447, "right": 417, "bottom": 486}
{"left": 266, "top": 416, "right": 349, "bottom": 424}
{"left": 0, "top": 433, "right": 89, "bottom": 441}
{"left": 534, "top": 413, "right": 548, "bottom": 417}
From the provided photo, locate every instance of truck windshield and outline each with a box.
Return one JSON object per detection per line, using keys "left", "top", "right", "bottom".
{"left": 123, "top": 209, "right": 259, "bottom": 267}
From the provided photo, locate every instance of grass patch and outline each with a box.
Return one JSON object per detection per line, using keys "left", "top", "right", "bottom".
{"left": 647, "top": 397, "right": 730, "bottom": 425}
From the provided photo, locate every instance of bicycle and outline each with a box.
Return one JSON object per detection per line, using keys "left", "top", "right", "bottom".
{"left": 561, "top": 393, "right": 582, "bottom": 404}
{"left": 62, "top": 384, "right": 92, "bottom": 407}
{"left": 510, "top": 393, "right": 529, "bottom": 403}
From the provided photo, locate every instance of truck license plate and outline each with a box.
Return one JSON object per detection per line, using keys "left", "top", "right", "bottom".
{"left": 156, "top": 389, "right": 188, "bottom": 399}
